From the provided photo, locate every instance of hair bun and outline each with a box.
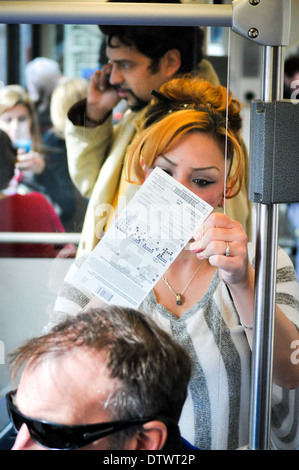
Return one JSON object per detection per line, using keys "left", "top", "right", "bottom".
{"left": 146, "top": 76, "right": 242, "bottom": 136}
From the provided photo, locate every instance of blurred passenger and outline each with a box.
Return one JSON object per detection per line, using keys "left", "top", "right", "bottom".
{"left": 288, "top": 204, "right": 299, "bottom": 279}
{"left": 0, "top": 129, "right": 73, "bottom": 258}
{"left": 43, "top": 77, "right": 89, "bottom": 231}
{"left": 7, "top": 306, "right": 192, "bottom": 450}
{"left": 284, "top": 55, "right": 299, "bottom": 99}
{"left": 0, "top": 84, "right": 75, "bottom": 226}
{"left": 24, "top": 57, "right": 62, "bottom": 135}
{"left": 283, "top": 56, "right": 299, "bottom": 277}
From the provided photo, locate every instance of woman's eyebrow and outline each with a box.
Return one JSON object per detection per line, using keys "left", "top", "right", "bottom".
{"left": 159, "top": 154, "right": 177, "bottom": 166}
{"left": 158, "top": 155, "right": 221, "bottom": 172}
{"left": 193, "top": 166, "right": 221, "bottom": 172}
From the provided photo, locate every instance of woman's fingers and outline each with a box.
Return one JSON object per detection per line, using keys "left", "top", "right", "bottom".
{"left": 190, "top": 212, "right": 249, "bottom": 285}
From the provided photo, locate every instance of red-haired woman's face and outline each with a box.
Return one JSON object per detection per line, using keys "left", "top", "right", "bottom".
{"left": 0, "top": 103, "right": 32, "bottom": 142}
{"left": 144, "top": 132, "right": 228, "bottom": 210}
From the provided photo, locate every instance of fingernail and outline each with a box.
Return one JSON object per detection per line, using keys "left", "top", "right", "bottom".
{"left": 189, "top": 241, "right": 203, "bottom": 252}
{"left": 193, "top": 229, "right": 203, "bottom": 240}
{"left": 197, "top": 250, "right": 208, "bottom": 260}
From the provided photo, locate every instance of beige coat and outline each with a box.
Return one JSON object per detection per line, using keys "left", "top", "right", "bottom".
{"left": 65, "top": 60, "right": 251, "bottom": 256}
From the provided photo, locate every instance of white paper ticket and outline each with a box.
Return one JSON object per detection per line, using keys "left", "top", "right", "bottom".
{"left": 75, "top": 167, "right": 213, "bottom": 308}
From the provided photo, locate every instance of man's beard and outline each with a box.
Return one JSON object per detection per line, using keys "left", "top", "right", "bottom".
{"left": 114, "top": 85, "right": 149, "bottom": 112}
{"left": 129, "top": 96, "right": 149, "bottom": 112}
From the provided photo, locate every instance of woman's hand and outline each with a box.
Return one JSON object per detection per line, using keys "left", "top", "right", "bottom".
{"left": 189, "top": 212, "right": 250, "bottom": 288}
{"left": 16, "top": 149, "right": 45, "bottom": 174}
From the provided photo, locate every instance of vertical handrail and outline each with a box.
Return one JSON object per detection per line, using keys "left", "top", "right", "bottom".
{"left": 249, "top": 46, "right": 284, "bottom": 450}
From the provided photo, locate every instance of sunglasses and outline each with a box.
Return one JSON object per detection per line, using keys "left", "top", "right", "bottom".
{"left": 6, "top": 390, "right": 156, "bottom": 450}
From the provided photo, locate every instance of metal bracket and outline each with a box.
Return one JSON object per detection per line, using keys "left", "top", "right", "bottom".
{"left": 232, "top": 0, "right": 291, "bottom": 46}
{"left": 249, "top": 100, "right": 299, "bottom": 204}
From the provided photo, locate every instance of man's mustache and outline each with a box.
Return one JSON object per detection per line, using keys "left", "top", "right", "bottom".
{"left": 113, "top": 84, "right": 132, "bottom": 94}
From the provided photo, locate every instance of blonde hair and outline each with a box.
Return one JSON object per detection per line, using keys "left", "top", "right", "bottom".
{"left": 50, "top": 77, "right": 88, "bottom": 136}
{"left": 125, "top": 77, "right": 244, "bottom": 198}
{"left": 0, "top": 84, "right": 41, "bottom": 151}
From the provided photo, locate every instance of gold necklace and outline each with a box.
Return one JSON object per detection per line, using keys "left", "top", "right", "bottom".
{"left": 162, "top": 260, "right": 205, "bottom": 305}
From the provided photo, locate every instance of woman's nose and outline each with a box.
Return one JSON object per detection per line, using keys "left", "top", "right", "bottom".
{"left": 176, "top": 174, "right": 189, "bottom": 189}
{"left": 7, "top": 119, "right": 19, "bottom": 140}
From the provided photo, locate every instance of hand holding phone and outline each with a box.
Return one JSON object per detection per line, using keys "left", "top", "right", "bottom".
{"left": 86, "top": 65, "right": 120, "bottom": 126}
{"left": 16, "top": 150, "right": 45, "bottom": 175}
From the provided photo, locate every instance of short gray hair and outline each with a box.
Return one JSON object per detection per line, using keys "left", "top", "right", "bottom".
{"left": 10, "top": 305, "right": 191, "bottom": 425}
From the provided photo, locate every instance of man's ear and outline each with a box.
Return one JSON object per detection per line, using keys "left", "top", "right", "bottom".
{"left": 125, "top": 421, "right": 168, "bottom": 450}
{"left": 161, "top": 49, "right": 182, "bottom": 78}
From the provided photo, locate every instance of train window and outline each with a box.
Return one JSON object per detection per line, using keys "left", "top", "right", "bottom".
{"left": 0, "top": 24, "right": 102, "bottom": 258}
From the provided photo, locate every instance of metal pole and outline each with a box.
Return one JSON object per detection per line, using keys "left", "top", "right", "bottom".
{"left": 0, "top": 233, "right": 81, "bottom": 245}
{"left": 0, "top": 1, "right": 232, "bottom": 26}
{"left": 249, "top": 46, "right": 284, "bottom": 450}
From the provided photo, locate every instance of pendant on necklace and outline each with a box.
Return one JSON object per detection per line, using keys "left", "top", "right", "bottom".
{"left": 176, "top": 294, "right": 182, "bottom": 305}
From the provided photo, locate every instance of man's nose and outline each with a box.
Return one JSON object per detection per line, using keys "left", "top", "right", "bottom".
{"left": 109, "top": 64, "right": 124, "bottom": 86}
{"left": 12, "top": 423, "right": 44, "bottom": 450}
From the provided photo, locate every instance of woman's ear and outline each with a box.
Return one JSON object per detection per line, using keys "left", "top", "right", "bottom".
{"left": 140, "top": 157, "right": 146, "bottom": 170}
{"left": 218, "top": 185, "right": 233, "bottom": 208}
{"left": 125, "top": 420, "right": 168, "bottom": 450}
{"left": 218, "top": 193, "right": 224, "bottom": 208}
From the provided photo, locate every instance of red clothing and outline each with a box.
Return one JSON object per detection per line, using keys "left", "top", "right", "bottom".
{"left": 0, "top": 192, "right": 67, "bottom": 257}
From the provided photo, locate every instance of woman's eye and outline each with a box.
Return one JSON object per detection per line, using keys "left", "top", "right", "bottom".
{"left": 153, "top": 166, "right": 173, "bottom": 177}
{"left": 193, "top": 178, "right": 213, "bottom": 187}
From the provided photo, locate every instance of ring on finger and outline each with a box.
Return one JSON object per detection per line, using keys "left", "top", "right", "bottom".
{"left": 225, "top": 241, "right": 230, "bottom": 257}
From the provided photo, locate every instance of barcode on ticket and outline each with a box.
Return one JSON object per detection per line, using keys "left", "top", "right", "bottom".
{"left": 96, "top": 287, "right": 114, "bottom": 302}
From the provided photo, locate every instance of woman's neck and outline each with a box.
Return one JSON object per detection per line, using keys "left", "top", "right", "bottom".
{"left": 168, "top": 243, "right": 200, "bottom": 270}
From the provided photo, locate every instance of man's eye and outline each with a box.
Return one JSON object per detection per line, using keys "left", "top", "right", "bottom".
{"left": 120, "top": 63, "right": 132, "bottom": 70}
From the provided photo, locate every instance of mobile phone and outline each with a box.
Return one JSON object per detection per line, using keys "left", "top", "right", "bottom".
{"left": 105, "top": 73, "right": 111, "bottom": 86}
{"left": 14, "top": 139, "right": 32, "bottom": 153}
